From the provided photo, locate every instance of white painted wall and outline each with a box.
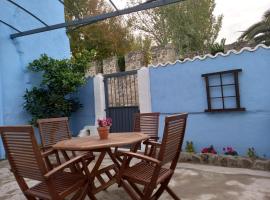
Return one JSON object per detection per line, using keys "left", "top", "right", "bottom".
{"left": 138, "top": 67, "right": 152, "bottom": 113}
{"left": 78, "top": 74, "right": 106, "bottom": 137}
{"left": 93, "top": 74, "right": 106, "bottom": 121}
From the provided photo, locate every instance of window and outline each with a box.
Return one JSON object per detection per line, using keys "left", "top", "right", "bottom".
{"left": 202, "top": 69, "right": 245, "bottom": 112}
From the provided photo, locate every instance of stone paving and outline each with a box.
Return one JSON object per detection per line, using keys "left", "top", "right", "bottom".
{"left": 1, "top": 159, "right": 270, "bottom": 200}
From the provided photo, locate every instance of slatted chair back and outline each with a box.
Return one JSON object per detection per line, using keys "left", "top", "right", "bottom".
{"left": 133, "top": 112, "right": 160, "bottom": 138}
{"left": 0, "top": 126, "right": 47, "bottom": 181}
{"left": 133, "top": 113, "right": 140, "bottom": 132}
{"left": 37, "top": 117, "right": 71, "bottom": 149}
{"left": 158, "top": 113, "right": 188, "bottom": 167}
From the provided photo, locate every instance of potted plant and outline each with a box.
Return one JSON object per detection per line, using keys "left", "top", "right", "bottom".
{"left": 97, "top": 118, "right": 112, "bottom": 140}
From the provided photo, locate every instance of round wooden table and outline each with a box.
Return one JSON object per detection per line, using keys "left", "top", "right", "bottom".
{"left": 53, "top": 132, "right": 149, "bottom": 198}
{"left": 53, "top": 132, "right": 148, "bottom": 151}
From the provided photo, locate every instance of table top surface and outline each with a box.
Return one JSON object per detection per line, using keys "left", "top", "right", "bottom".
{"left": 53, "top": 132, "right": 149, "bottom": 151}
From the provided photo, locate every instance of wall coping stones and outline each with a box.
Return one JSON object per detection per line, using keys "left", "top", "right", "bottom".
{"left": 150, "top": 44, "right": 270, "bottom": 68}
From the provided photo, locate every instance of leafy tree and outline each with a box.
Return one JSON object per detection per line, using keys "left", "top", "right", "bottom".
{"left": 64, "top": 0, "right": 137, "bottom": 61}
{"left": 239, "top": 9, "right": 270, "bottom": 46}
{"left": 132, "top": 0, "right": 223, "bottom": 55}
{"left": 131, "top": 7, "right": 170, "bottom": 47}
{"left": 131, "top": 35, "right": 153, "bottom": 66}
{"left": 23, "top": 53, "right": 93, "bottom": 125}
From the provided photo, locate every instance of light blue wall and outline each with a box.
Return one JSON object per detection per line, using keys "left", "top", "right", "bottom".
{"left": 149, "top": 47, "right": 270, "bottom": 158}
{"left": 0, "top": 0, "right": 71, "bottom": 159}
{"left": 70, "top": 78, "right": 96, "bottom": 136}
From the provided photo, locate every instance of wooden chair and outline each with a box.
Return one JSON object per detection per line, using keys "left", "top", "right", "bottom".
{"left": 118, "top": 113, "right": 188, "bottom": 200}
{"left": 133, "top": 112, "right": 160, "bottom": 156}
{"left": 115, "top": 112, "right": 160, "bottom": 162}
{"left": 37, "top": 117, "right": 72, "bottom": 151}
{"left": 0, "top": 125, "right": 95, "bottom": 200}
{"left": 37, "top": 117, "right": 87, "bottom": 169}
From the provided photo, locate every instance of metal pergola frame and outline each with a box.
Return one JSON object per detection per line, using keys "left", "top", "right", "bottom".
{"left": 0, "top": 0, "right": 182, "bottom": 39}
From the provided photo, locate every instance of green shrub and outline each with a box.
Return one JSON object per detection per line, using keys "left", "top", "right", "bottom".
{"left": 24, "top": 53, "right": 91, "bottom": 125}
{"left": 247, "top": 147, "right": 258, "bottom": 159}
{"left": 185, "top": 141, "right": 195, "bottom": 153}
{"left": 209, "top": 38, "right": 226, "bottom": 55}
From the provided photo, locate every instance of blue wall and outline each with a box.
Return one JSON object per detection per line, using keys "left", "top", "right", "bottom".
{"left": 0, "top": 0, "right": 71, "bottom": 159}
{"left": 149, "top": 46, "right": 270, "bottom": 158}
{"left": 70, "top": 78, "right": 96, "bottom": 136}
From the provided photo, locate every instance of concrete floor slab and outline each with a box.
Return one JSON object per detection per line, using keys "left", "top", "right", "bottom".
{"left": 0, "top": 160, "right": 270, "bottom": 200}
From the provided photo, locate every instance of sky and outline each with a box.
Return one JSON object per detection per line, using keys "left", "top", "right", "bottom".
{"left": 112, "top": 0, "right": 270, "bottom": 44}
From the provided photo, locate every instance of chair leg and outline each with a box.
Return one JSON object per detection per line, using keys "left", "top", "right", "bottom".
{"left": 24, "top": 194, "right": 36, "bottom": 200}
{"left": 86, "top": 186, "right": 98, "bottom": 200}
{"left": 150, "top": 177, "right": 171, "bottom": 200}
{"left": 165, "top": 186, "right": 180, "bottom": 200}
{"left": 78, "top": 182, "right": 89, "bottom": 200}
{"left": 127, "top": 180, "right": 144, "bottom": 198}
{"left": 121, "top": 180, "right": 141, "bottom": 200}
{"left": 142, "top": 185, "right": 155, "bottom": 200}
{"left": 71, "top": 188, "right": 83, "bottom": 200}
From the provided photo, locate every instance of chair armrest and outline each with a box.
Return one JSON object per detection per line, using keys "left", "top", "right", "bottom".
{"left": 143, "top": 137, "right": 159, "bottom": 144}
{"left": 149, "top": 136, "right": 159, "bottom": 140}
{"left": 44, "top": 153, "right": 93, "bottom": 179}
{"left": 144, "top": 140, "right": 161, "bottom": 147}
{"left": 41, "top": 148, "right": 57, "bottom": 158}
{"left": 122, "top": 152, "right": 160, "bottom": 165}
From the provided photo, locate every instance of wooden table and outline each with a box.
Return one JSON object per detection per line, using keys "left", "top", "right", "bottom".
{"left": 53, "top": 132, "right": 148, "bottom": 198}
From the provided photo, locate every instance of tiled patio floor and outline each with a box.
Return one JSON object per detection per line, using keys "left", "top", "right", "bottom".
{"left": 1, "top": 159, "right": 270, "bottom": 200}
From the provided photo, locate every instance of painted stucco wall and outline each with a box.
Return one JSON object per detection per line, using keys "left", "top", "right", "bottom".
{"left": 149, "top": 46, "right": 270, "bottom": 158}
{"left": 70, "top": 78, "right": 96, "bottom": 136}
{"left": 0, "top": 0, "right": 71, "bottom": 159}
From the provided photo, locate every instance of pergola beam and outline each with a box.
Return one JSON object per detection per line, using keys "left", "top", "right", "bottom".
{"left": 0, "top": 19, "right": 21, "bottom": 32}
{"left": 108, "top": 0, "right": 118, "bottom": 11}
{"left": 6, "top": 0, "right": 48, "bottom": 27}
{"left": 58, "top": 0, "right": 64, "bottom": 5}
{"left": 10, "top": 0, "right": 183, "bottom": 39}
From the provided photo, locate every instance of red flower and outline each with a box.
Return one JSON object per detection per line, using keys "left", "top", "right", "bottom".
{"left": 201, "top": 145, "right": 217, "bottom": 154}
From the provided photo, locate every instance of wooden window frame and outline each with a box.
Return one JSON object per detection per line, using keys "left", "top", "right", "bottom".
{"left": 202, "top": 69, "right": 245, "bottom": 112}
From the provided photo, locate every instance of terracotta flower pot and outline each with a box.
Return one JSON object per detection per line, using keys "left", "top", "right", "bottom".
{"left": 97, "top": 126, "right": 110, "bottom": 140}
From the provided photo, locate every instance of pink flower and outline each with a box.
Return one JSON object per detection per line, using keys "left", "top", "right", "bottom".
{"left": 98, "top": 118, "right": 113, "bottom": 127}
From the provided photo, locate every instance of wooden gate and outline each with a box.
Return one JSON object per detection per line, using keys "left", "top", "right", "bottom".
{"left": 104, "top": 70, "right": 139, "bottom": 132}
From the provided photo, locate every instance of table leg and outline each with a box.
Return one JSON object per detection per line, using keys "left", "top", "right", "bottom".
{"left": 107, "top": 148, "right": 120, "bottom": 169}
{"left": 60, "top": 150, "right": 78, "bottom": 172}
{"left": 89, "top": 149, "right": 119, "bottom": 195}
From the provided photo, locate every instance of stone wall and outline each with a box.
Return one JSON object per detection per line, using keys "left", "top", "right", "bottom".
{"left": 179, "top": 152, "right": 270, "bottom": 171}
{"left": 103, "top": 56, "right": 119, "bottom": 74}
{"left": 151, "top": 44, "right": 178, "bottom": 66}
{"left": 85, "top": 61, "right": 102, "bottom": 77}
{"left": 125, "top": 51, "right": 145, "bottom": 71}
{"left": 87, "top": 45, "right": 179, "bottom": 75}
{"left": 86, "top": 42, "right": 256, "bottom": 77}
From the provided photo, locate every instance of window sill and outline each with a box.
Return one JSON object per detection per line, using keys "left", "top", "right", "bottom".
{"left": 205, "top": 108, "right": 246, "bottom": 113}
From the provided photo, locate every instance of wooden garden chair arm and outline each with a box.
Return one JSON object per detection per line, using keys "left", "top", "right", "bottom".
{"left": 41, "top": 148, "right": 57, "bottom": 158}
{"left": 44, "top": 153, "right": 93, "bottom": 179}
{"left": 143, "top": 140, "right": 161, "bottom": 147}
{"left": 122, "top": 152, "right": 161, "bottom": 165}
{"left": 143, "top": 136, "right": 159, "bottom": 144}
